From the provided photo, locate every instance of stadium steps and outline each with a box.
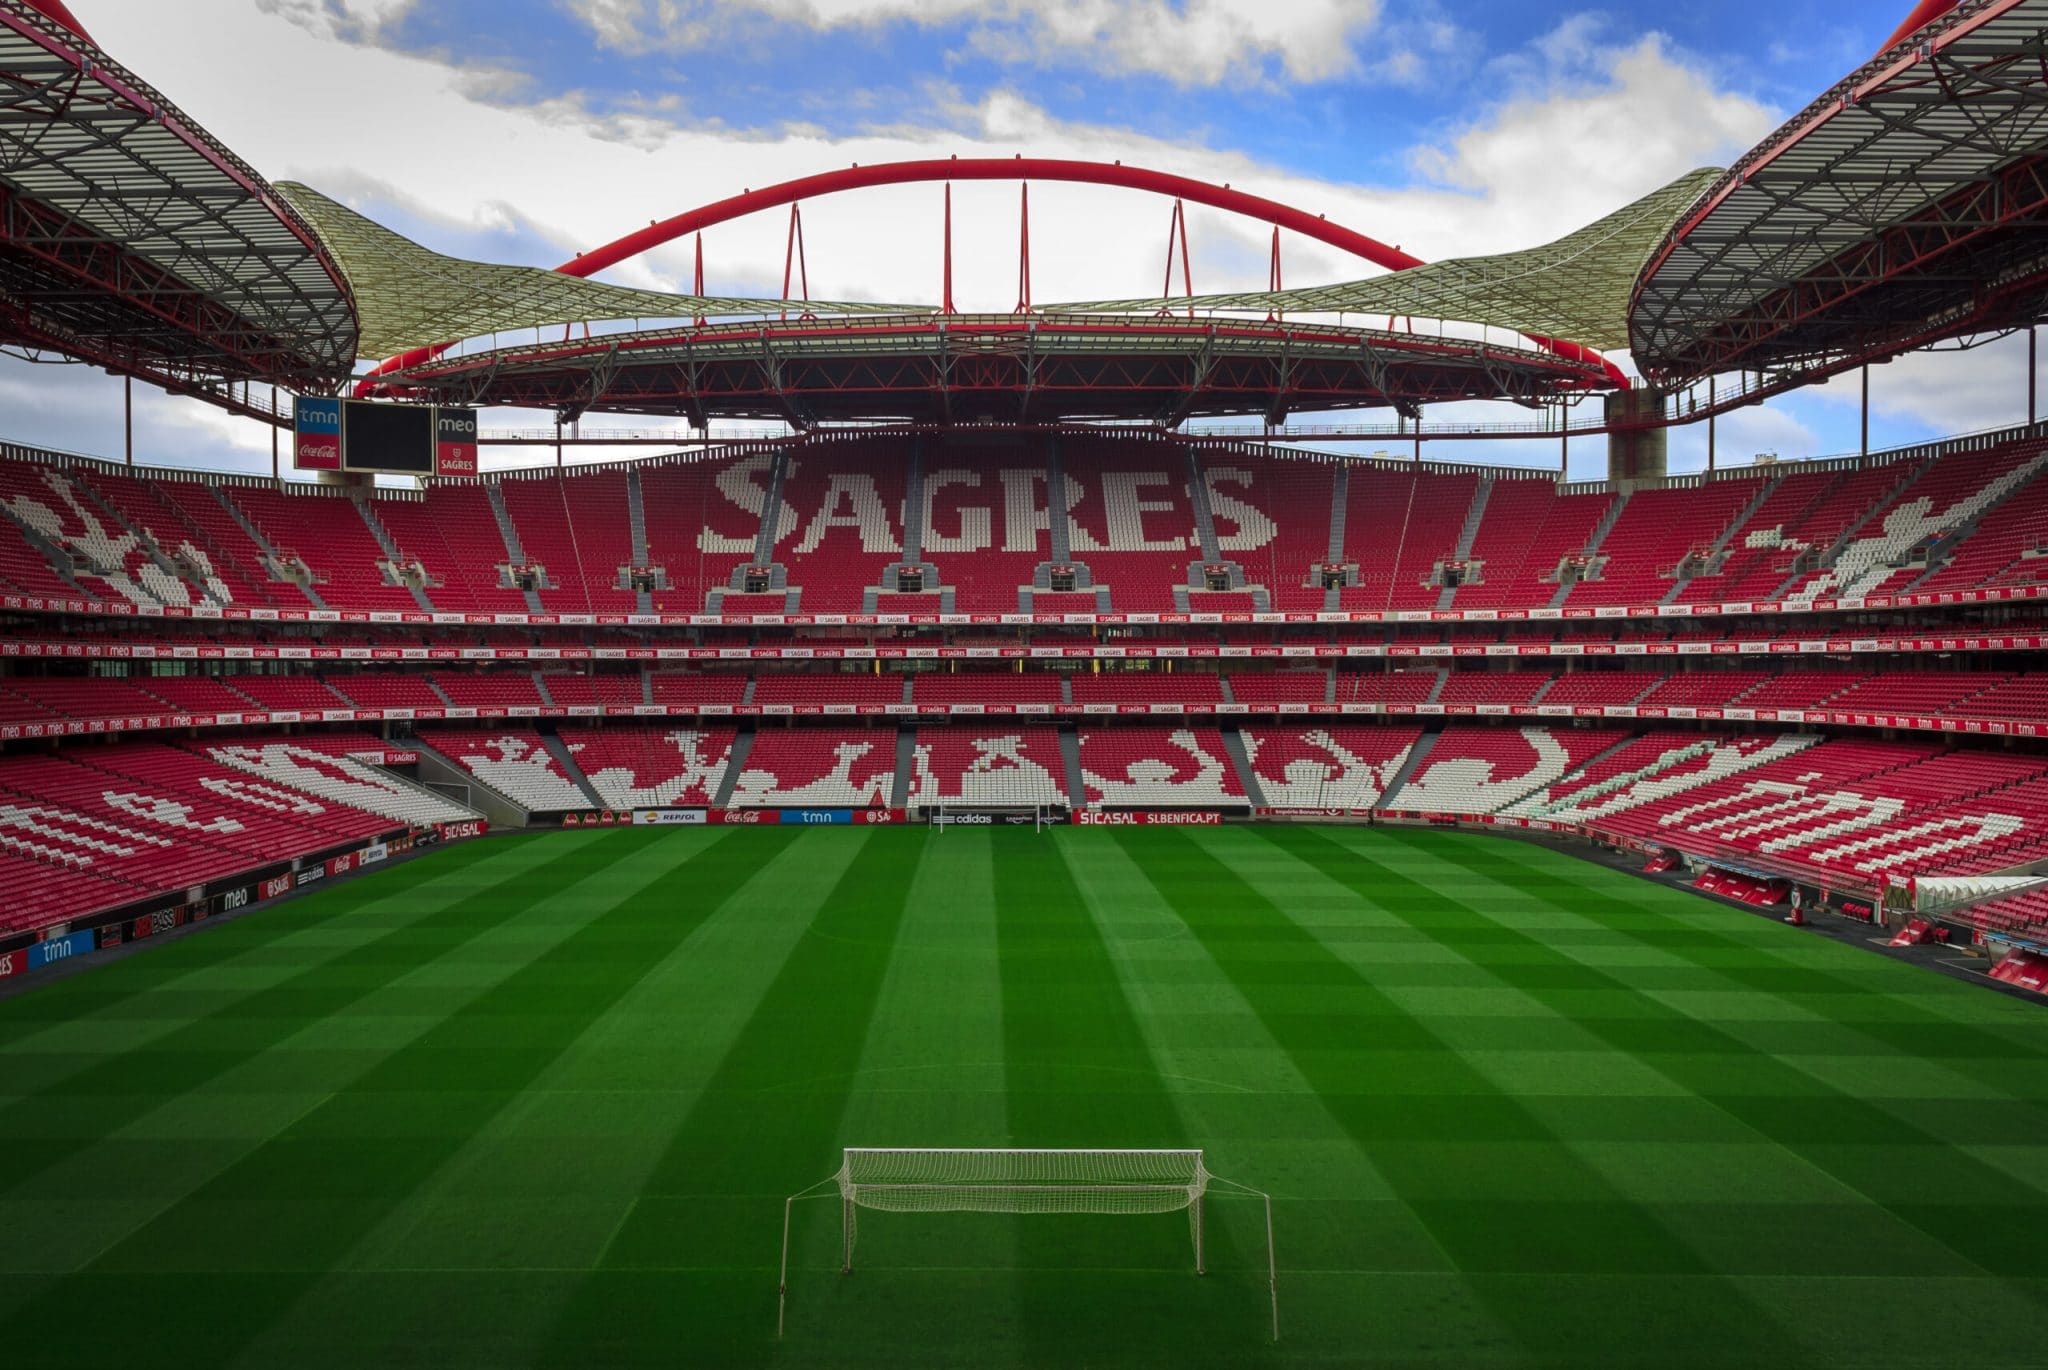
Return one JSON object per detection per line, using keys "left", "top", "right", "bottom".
{"left": 901, "top": 436, "right": 928, "bottom": 562}
{"left": 532, "top": 672, "right": 555, "bottom": 708}
{"left": 1905, "top": 452, "right": 2048, "bottom": 592}
{"left": 1045, "top": 437, "right": 1073, "bottom": 564}
{"left": 1217, "top": 675, "right": 1236, "bottom": 706}
{"left": 1376, "top": 728, "right": 1443, "bottom": 808}
{"left": 1438, "top": 475, "right": 1493, "bottom": 610}
{"left": 710, "top": 729, "right": 755, "bottom": 807}
{"left": 1664, "top": 473, "right": 1780, "bottom": 603}
{"left": 1769, "top": 458, "right": 1929, "bottom": 600}
{"left": 408, "top": 737, "right": 535, "bottom": 827}
{"left": 1551, "top": 490, "right": 1631, "bottom": 608}
{"left": 1528, "top": 674, "right": 1558, "bottom": 705}
{"left": 641, "top": 668, "right": 654, "bottom": 706}
{"left": 537, "top": 729, "right": 609, "bottom": 809}
{"left": 1185, "top": 446, "right": 1224, "bottom": 564}
{"left": 1057, "top": 725, "right": 1088, "bottom": 811}
{"left": 69, "top": 476, "right": 221, "bottom": 608}
{"left": 1423, "top": 667, "right": 1450, "bottom": 706}
{"left": 0, "top": 493, "right": 95, "bottom": 600}
{"left": 1324, "top": 462, "right": 1348, "bottom": 611}
{"left": 428, "top": 676, "right": 457, "bottom": 709}
{"left": 484, "top": 482, "right": 546, "bottom": 615}
{"left": 752, "top": 450, "right": 790, "bottom": 566}
{"left": 741, "top": 676, "right": 758, "bottom": 706}
{"left": 354, "top": 496, "right": 437, "bottom": 613}
{"left": 212, "top": 486, "right": 325, "bottom": 608}
{"left": 1219, "top": 727, "right": 1268, "bottom": 807}
{"left": 1325, "top": 669, "right": 1338, "bottom": 705}
{"left": 891, "top": 727, "right": 916, "bottom": 809}
{"left": 625, "top": 466, "right": 654, "bottom": 613}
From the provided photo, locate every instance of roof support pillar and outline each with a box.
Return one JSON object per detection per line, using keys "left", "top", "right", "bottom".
{"left": 1861, "top": 365, "right": 1870, "bottom": 458}
{"left": 1707, "top": 377, "right": 1716, "bottom": 473}
{"left": 2030, "top": 327, "right": 2037, "bottom": 426}
{"left": 1605, "top": 388, "right": 1666, "bottom": 487}
{"left": 124, "top": 373, "right": 132, "bottom": 467}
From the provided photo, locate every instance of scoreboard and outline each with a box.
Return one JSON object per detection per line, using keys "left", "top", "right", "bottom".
{"left": 293, "top": 398, "right": 478, "bottom": 477}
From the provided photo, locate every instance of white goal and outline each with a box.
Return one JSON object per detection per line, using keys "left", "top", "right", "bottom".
{"left": 778, "top": 1147, "right": 1277, "bottom": 1339}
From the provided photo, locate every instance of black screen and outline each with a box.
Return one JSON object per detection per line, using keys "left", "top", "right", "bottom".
{"left": 342, "top": 401, "right": 435, "bottom": 474}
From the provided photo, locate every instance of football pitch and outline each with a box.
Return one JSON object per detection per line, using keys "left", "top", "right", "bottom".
{"left": 2, "top": 824, "right": 2046, "bottom": 1369}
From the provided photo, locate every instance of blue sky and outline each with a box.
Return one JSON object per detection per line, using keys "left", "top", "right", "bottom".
{"left": 4, "top": 0, "right": 2025, "bottom": 477}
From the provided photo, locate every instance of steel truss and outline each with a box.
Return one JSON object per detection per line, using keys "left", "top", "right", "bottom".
{"left": 1632, "top": 0, "right": 2048, "bottom": 384}
{"left": 0, "top": 2, "right": 355, "bottom": 393}
{"left": 372, "top": 314, "right": 1609, "bottom": 426}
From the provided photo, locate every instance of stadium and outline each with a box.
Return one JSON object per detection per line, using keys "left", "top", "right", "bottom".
{"left": 2, "top": 0, "right": 2047, "bottom": 1364}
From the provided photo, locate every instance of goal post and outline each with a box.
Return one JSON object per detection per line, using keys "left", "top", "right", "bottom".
{"left": 778, "top": 1147, "right": 1277, "bottom": 1340}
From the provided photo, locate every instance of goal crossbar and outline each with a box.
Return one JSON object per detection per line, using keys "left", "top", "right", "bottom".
{"left": 778, "top": 1147, "right": 1277, "bottom": 1341}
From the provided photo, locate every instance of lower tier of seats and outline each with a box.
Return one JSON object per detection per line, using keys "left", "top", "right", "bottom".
{"left": 11, "top": 722, "right": 2046, "bottom": 942}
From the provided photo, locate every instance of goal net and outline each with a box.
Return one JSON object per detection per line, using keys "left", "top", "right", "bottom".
{"left": 779, "top": 1147, "right": 1276, "bottom": 1339}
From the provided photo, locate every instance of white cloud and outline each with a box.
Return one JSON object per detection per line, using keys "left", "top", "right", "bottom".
{"left": 256, "top": 0, "right": 417, "bottom": 41}
{"left": 562, "top": 0, "right": 1382, "bottom": 87}
{"left": 1804, "top": 333, "right": 2037, "bottom": 440}
{"left": 1410, "top": 18, "right": 1773, "bottom": 245}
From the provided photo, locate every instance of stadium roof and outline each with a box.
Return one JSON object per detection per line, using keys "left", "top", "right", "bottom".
{"left": 1045, "top": 170, "right": 1720, "bottom": 356}
{"left": 274, "top": 183, "right": 916, "bottom": 360}
{"left": 368, "top": 312, "right": 1611, "bottom": 426}
{"left": 1630, "top": 0, "right": 2048, "bottom": 384}
{"left": 0, "top": 0, "right": 357, "bottom": 397}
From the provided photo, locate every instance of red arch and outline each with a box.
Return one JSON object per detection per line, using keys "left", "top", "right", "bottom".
{"left": 1879, "top": 0, "right": 1958, "bottom": 53}
{"left": 363, "top": 157, "right": 1622, "bottom": 389}
{"left": 561, "top": 158, "right": 1427, "bottom": 281}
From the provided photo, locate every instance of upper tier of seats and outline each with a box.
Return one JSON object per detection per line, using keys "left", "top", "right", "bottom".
{"left": 3, "top": 429, "right": 2044, "bottom": 620}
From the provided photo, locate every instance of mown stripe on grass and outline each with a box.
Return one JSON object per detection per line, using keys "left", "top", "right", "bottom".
{"left": 1430, "top": 830, "right": 2048, "bottom": 1085}
{"left": 1373, "top": 829, "right": 2048, "bottom": 1117}
{"left": 527, "top": 828, "right": 927, "bottom": 1368}
{"left": 1124, "top": 825, "right": 1814, "bottom": 1368}
{"left": 1283, "top": 824, "right": 2048, "bottom": 1284}
{"left": 0, "top": 827, "right": 779, "bottom": 1370}
{"left": 0, "top": 834, "right": 513, "bottom": 1034}
{"left": 0, "top": 835, "right": 574, "bottom": 1194}
{"left": 999, "top": 829, "right": 1266, "bottom": 1364}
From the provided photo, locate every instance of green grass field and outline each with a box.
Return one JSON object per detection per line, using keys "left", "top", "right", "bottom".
{"left": 2, "top": 824, "right": 2046, "bottom": 1369}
